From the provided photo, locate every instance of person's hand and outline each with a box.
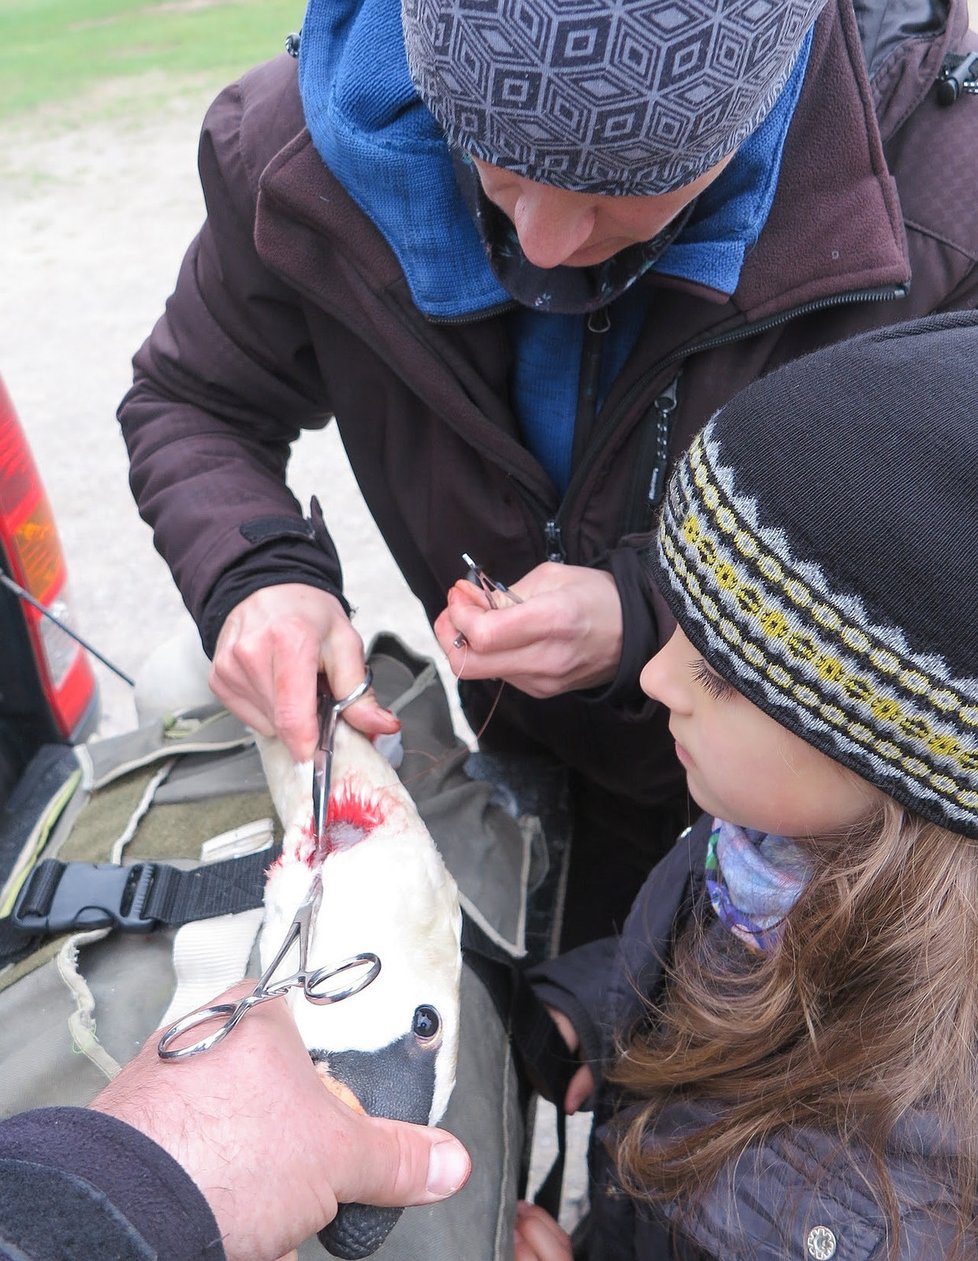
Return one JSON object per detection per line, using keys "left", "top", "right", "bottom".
{"left": 91, "top": 982, "right": 470, "bottom": 1261}
{"left": 514, "top": 1201, "right": 574, "bottom": 1261}
{"left": 209, "top": 584, "right": 399, "bottom": 761}
{"left": 547, "top": 1005, "right": 595, "bottom": 1114}
{"left": 433, "top": 563, "right": 622, "bottom": 697}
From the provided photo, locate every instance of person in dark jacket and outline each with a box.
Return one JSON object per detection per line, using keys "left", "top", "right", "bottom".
{"left": 0, "top": 981, "right": 470, "bottom": 1261}
{"left": 118, "top": 0, "right": 978, "bottom": 948}
{"left": 520, "top": 312, "right": 978, "bottom": 1261}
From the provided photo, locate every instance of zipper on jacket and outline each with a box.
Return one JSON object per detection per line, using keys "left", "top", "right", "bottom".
{"left": 570, "top": 308, "right": 612, "bottom": 472}
{"left": 579, "top": 281, "right": 910, "bottom": 543}
{"left": 644, "top": 282, "right": 910, "bottom": 381}
{"left": 936, "top": 51, "right": 978, "bottom": 106}
{"left": 621, "top": 373, "right": 680, "bottom": 537}
{"left": 646, "top": 374, "right": 679, "bottom": 509}
{"left": 544, "top": 519, "right": 566, "bottom": 563}
{"left": 543, "top": 308, "right": 611, "bottom": 564}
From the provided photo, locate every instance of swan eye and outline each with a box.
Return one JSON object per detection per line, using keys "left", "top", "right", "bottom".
{"left": 412, "top": 1005, "right": 440, "bottom": 1040}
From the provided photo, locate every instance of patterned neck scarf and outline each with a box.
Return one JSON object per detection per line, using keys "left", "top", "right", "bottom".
{"left": 705, "top": 819, "right": 812, "bottom": 952}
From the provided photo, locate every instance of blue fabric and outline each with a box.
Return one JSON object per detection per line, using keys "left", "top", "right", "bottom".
{"left": 509, "top": 286, "right": 650, "bottom": 492}
{"left": 298, "top": 0, "right": 509, "bottom": 318}
{"left": 508, "top": 310, "right": 583, "bottom": 493}
{"left": 298, "top": 0, "right": 811, "bottom": 491}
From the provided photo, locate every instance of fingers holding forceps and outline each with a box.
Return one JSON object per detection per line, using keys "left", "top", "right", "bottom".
{"left": 158, "top": 672, "right": 381, "bottom": 1062}
{"left": 452, "top": 553, "right": 523, "bottom": 650}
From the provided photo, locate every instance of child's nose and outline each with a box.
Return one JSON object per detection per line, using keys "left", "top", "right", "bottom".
{"left": 640, "top": 632, "right": 691, "bottom": 713}
{"left": 639, "top": 654, "right": 666, "bottom": 703}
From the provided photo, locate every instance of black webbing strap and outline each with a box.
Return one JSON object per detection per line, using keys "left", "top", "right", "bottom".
{"left": 461, "top": 913, "right": 577, "bottom": 1220}
{"left": 0, "top": 847, "right": 277, "bottom": 966}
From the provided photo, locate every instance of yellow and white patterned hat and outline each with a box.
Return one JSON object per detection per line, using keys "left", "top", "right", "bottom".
{"left": 652, "top": 313, "right": 978, "bottom": 837}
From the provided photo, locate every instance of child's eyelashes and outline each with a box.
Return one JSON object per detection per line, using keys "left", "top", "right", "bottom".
{"left": 691, "top": 658, "right": 735, "bottom": 700}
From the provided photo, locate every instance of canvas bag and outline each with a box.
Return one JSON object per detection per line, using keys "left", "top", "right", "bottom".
{"left": 0, "top": 632, "right": 572, "bottom": 1261}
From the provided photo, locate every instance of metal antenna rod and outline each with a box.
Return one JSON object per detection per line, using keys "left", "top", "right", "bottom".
{"left": 0, "top": 572, "right": 136, "bottom": 687}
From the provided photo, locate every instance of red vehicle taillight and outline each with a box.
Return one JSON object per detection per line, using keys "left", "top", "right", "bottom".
{"left": 0, "top": 374, "right": 97, "bottom": 738}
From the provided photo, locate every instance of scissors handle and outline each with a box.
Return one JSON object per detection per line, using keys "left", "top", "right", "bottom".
{"left": 303, "top": 952, "right": 381, "bottom": 1004}
{"left": 157, "top": 992, "right": 276, "bottom": 1060}
{"left": 156, "top": 955, "right": 381, "bottom": 1061}
{"left": 313, "top": 669, "right": 374, "bottom": 841}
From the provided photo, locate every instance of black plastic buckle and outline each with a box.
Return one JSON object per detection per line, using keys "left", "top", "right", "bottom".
{"left": 10, "top": 859, "right": 160, "bottom": 935}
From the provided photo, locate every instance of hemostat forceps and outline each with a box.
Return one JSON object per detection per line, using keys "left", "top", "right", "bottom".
{"left": 158, "top": 872, "right": 380, "bottom": 1060}
{"left": 461, "top": 553, "right": 523, "bottom": 611}
{"left": 452, "top": 553, "right": 523, "bottom": 649}
{"left": 157, "top": 672, "right": 380, "bottom": 1062}
{"left": 312, "top": 668, "right": 374, "bottom": 845}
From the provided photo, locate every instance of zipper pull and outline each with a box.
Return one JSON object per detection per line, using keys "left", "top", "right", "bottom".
{"left": 646, "top": 374, "right": 680, "bottom": 509}
{"left": 544, "top": 520, "right": 566, "bottom": 563}
{"left": 936, "top": 51, "right": 978, "bottom": 106}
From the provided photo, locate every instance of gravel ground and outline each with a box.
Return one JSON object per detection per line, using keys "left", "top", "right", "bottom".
{"left": 1, "top": 78, "right": 446, "bottom": 738}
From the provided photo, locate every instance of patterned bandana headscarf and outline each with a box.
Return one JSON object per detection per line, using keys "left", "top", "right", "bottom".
{"left": 402, "top": 0, "right": 827, "bottom": 194}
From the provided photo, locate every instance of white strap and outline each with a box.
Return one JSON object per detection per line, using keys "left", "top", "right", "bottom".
{"left": 158, "top": 819, "right": 274, "bottom": 1028}
{"left": 57, "top": 759, "right": 178, "bottom": 1080}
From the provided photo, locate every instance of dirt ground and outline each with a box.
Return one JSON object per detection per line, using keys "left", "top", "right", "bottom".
{"left": 2, "top": 79, "right": 449, "bottom": 739}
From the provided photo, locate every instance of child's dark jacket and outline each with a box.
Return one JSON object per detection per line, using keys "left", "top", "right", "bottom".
{"left": 530, "top": 816, "right": 962, "bottom": 1260}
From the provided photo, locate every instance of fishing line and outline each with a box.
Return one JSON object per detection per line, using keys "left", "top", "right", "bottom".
{"left": 451, "top": 641, "right": 506, "bottom": 742}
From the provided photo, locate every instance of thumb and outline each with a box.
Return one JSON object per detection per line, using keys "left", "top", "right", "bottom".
{"left": 564, "top": 1064, "right": 595, "bottom": 1115}
{"left": 321, "top": 651, "right": 399, "bottom": 740}
{"left": 334, "top": 1116, "right": 471, "bottom": 1208}
{"left": 448, "top": 579, "right": 492, "bottom": 612}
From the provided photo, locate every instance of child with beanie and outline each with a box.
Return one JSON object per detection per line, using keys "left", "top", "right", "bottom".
{"left": 520, "top": 311, "right": 978, "bottom": 1261}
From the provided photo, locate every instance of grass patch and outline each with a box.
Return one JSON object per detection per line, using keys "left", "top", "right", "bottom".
{"left": 0, "top": 0, "right": 304, "bottom": 121}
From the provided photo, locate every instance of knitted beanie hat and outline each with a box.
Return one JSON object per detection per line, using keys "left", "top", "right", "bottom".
{"left": 401, "top": 0, "right": 826, "bottom": 195}
{"left": 651, "top": 312, "right": 978, "bottom": 839}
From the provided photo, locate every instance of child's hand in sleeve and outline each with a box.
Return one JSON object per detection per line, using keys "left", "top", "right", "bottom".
{"left": 546, "top": 1005, "right": 596, "bottom": 1113}
{"left": 514, "top": 1201, "right": 574, "bottom": 1261}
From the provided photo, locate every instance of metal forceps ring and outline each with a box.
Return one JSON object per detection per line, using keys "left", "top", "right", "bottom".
{"left": 312, "top": 668, "right": 374, "bottom": 844}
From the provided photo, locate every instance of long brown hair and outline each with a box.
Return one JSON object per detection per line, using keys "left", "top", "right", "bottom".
{"left": 612, "top": 799, "right": 978, "bottom": 1256}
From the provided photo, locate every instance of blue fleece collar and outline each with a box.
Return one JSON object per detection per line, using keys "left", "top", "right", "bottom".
{"left": 298, "top": 0, "right": 811, "bottom": 318}
{"left": 298, "top": 0, "right": 508, "bottom": 318}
